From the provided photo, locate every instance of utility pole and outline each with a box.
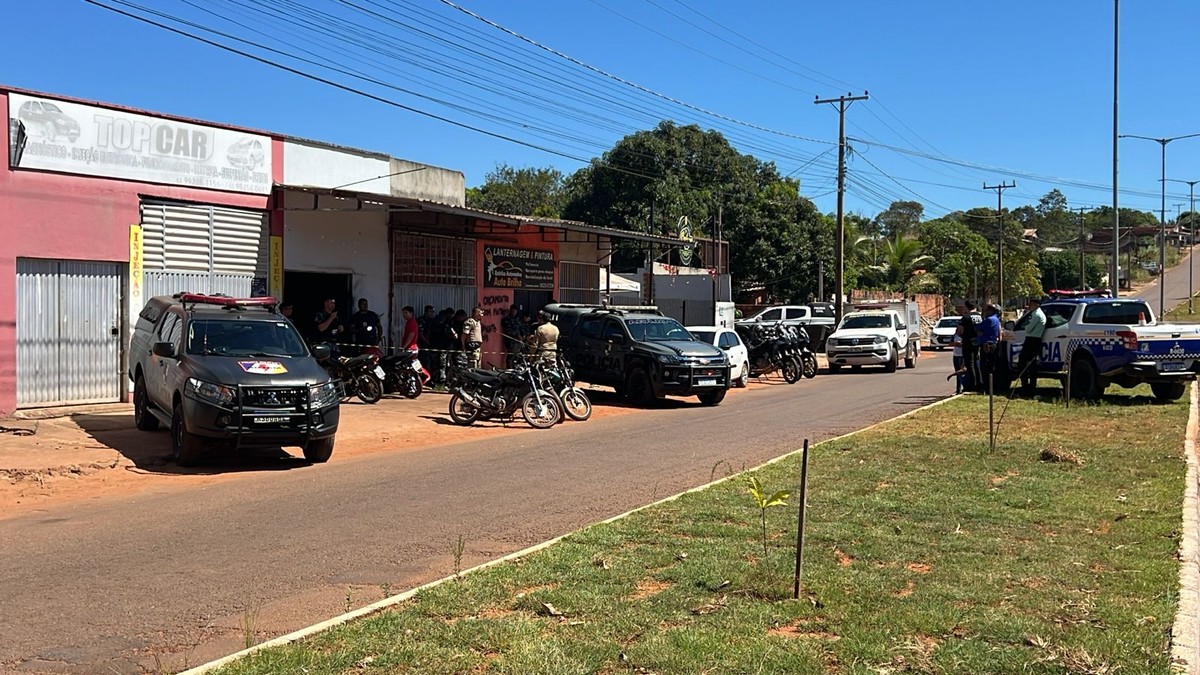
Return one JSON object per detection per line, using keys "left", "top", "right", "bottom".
{"left": 1112, "top": 0, "right": 1120, "bottom": 297}
{"left": 815, "top": 91, "right": 869, "bottom": 323}
{"left": 1168, "top": 179, "right": 1200, "bottom": 314}
{"left": 983, "top": 181, "right": 1016, "bottom": 307}
{"left": 1074, "top": 206, "right": 1092, "bottom": 290}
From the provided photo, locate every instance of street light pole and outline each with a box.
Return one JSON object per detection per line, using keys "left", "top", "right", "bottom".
{"left": 984, "top": 181, "right": 1015, "bottom": 307}
{"left": 814, "top": 92, "right": 869, "bottom": 325}
{"left": 1119, "top": 132, "right": 1200, "bottom": 316}
{"left": 1166, "top": 178, "right": 1200, "bottom": 313}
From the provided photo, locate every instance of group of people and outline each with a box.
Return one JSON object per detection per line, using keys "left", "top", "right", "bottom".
{"left": 950, "top": 297, "right": 1047, "bottom": 396}
{"left": 500, "top": 307, "right": 559, "bottom": 368}
{"left": 278, "top": 297, "right": 384, "bottom": 356}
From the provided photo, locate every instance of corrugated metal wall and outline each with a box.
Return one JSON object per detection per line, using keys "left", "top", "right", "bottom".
{"left": 16, "top": 259, "right": 123, "bottom": 407}
{"left": 391, "top": 283, "right": 477, "bottom": 338}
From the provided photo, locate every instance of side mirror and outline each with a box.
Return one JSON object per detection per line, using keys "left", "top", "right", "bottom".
{"left": 151, "top": 342, "right": 176, "bottom": 358}
{"left": 607, "top": 334, "right": 626, "bottom": 345}
{"left": 720, "top": 344, "right": 730, "bottom": 350}
{"left": 311, "top": 344, "right": 332, "bottom": 360}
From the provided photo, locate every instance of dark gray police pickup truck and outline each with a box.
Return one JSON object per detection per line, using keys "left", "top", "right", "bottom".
{"left": 128, "top": 293, "right": 340, "bottom": 465}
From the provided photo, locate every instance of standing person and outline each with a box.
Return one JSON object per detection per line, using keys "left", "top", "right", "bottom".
{"left": 975, "top": 303, "right": 1002, "bottom": 392}
{"left": 349, "top": 298, "right": 382, "bottom": 354}
{"left": 279, "top": 300, "right": 294, "bottom": 320}
{"left": 950, "top": 326, "right": 965, "bottom": 395}
{"left": 417, "top": 305, "right": 437, "bottom": 378}
{"left": 1016, "top": 297, "right": 1047, "bottom": 396}
{"left": 431, "top": 308, "right": 457, "bottom": 386}
{"left": 533, "top": 310, "right": 560, "bottom": 364}
{"left": 959, "top": 301, "right": 981, "bottom": 392}
{"left": 462, "top": 307, "right": 484, "bottom": 369}
{"left": 400, "top": 306, "right": 420, "bottom": 352}
{"left": 503, "top": 306, "right": 525, "bottom": 367}
{"left": 312, "top": 297, "right": 343, "bottom": 348}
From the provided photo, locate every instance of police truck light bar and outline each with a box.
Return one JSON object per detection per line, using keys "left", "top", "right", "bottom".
{"left": 176, "top": 293, "right": 278, "bottom": 308}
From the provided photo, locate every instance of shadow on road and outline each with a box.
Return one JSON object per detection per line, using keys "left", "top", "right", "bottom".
{"left": 72, "top": 414, "right": 316, "bottom": 476}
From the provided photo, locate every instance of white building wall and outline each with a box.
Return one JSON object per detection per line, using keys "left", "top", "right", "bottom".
{"left": 283, "top": 140, "right": 392, "bottom": 195}
{"left": 282, "top": 191, "right": 390, "bottom": 320}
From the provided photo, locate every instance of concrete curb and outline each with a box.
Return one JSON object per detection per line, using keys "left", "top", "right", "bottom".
{"left": 1173, "top": 382, "right": 1200, "bottom": 674}
{"left": 179, "top": 393, "right": 960, "bottom": 675}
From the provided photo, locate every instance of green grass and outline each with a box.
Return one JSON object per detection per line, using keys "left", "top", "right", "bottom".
{"left": 1164, "top": 293, "right": 1200, "bottom": 323}
{"left": 216, "top": 387, "right": 1190, "bottom": 675}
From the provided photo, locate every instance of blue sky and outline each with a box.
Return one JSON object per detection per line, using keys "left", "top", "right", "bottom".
{"left": 10, "top": 0, "right": 1200, "bottom": 223}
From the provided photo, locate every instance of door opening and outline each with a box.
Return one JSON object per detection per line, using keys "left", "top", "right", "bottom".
{"left": 283, "top": 271, "right": 352, "bottom": 340}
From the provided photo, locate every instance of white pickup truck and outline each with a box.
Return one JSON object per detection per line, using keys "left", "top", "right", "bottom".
{"left": 826, "top": 306, "right": 920, "bottom": 373}
{"left": 1001, "top": 296, "right": 1200, "bottom": 401}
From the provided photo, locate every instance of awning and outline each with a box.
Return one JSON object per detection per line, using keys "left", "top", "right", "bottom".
{"left": 278, "top": 184, "right": 693, "bottom": 247}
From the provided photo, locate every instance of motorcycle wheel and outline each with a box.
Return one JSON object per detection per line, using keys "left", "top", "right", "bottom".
{"left": 448, "top": 392, "right": 481, "bottom": 426}
{"left": 356, "top": 374, "right": 383, "bottom": 404}
{"left": 521, "top": 391, "right": 562, "bottom": 429}
{"left": 782, "top": 358, "right": 801, "bottom": 384}
{"left": 402, "top": 372, "right": 423, "bottom": 399}
{"left": 802, "top": 353, "right": 818, "bottom": 379}
{"left": 559, "top": 386, "right": 592, "bottom": 422}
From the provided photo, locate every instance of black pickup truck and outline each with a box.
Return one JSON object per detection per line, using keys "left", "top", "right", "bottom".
{"left": 128, "top": 293, "right": 340, "bottom": 465}
{"left": 544, "top": 304, "right": 730, "bottom": 406}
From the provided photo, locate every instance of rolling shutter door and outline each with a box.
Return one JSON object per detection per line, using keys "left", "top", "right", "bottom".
{"left": 140, "top": 201, "right": 267, "bottom": 297}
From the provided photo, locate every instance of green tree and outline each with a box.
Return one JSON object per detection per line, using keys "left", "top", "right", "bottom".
{"left": 1039, "top": 250, "right": 1106, "bottom": 291}
{"left": 868, "top": 237, "right": 933, "bottom": 292}
{"left": 467, "top": 164, "right": 566, "bottom": 218}
{"left": 874, "top": 200, "right": 924, "bottom": 240}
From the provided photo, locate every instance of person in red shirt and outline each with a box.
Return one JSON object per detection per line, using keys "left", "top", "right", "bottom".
{"left": 401, "top": 306, "right": 420, "bottom": 352}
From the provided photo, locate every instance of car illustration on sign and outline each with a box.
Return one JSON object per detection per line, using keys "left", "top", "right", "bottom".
{"left": 226, "top": 137, "right": 266, "bottom": 170}
{"left": 17, "top": 100, "right": 80, "bottom": 143}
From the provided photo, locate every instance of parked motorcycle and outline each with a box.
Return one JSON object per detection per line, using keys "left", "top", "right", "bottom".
{"left": 315, "top": 345, "right": 384, "bottom": 404}
{"left": 447, "top": 360, "right": 562, "bottom": 429}
{"left": 536, "top": 352, "right": 592, "bottom": 422}
{"left": 737, "top": 323, "right": 801, "bottom": 384}
{"left": 380, "top": 349, "right": 424, "bottom": 399}
{"left": 779, "top": 324, "right": 818, "bottom": 379}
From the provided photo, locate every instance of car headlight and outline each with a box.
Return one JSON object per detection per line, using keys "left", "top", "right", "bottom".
{"left": 873, "top": 336, "right": 888, "bottom": 344}
{"left": 657, "top": 354, "right": 682, "bottom": 365}
{"left": 186, "top": 378, "right": 235, "bottom": 406}
{"left": 309, "top": 381, "right": 340, "bottom": 408}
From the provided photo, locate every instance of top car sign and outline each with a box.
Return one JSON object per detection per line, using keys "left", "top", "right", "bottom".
{"left": 8, "top": 93, "right": 272, "bottom": 195}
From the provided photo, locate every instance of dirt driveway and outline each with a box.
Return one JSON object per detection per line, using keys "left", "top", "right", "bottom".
{"left": 0, "top": 377, "right": 802, "bottom": 519}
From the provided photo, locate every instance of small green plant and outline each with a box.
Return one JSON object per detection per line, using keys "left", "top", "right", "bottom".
{"left": 380, "top": 582, "right": 392, "bottom": 599}
{"left": 452, "top": 534, "right": 466, "bottom": 578}
{"left": 344, "top": 588, "right": 353, "bottom": 613}
{"left": 241, "top": 602, "right": 260, "bottom": 650}
{"left": 746, "top": 476, "right": 791, "bottom": 561}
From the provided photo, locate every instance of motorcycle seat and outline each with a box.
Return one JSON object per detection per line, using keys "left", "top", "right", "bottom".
{"left": 339, "top": 354, "right": 376, "bottom": 368}
{"left": 463, "top": 369, "right": 501, "bottom": 383}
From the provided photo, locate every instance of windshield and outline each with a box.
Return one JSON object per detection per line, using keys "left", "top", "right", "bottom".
{"left": 689, "top": 330, "right": 716, "bottom": 344}
{"left": 839, "top": 315, "right": 891, "bottom": 330}
{"left": 936, "top": 318, "right": 960, "bottom": 328}
{"left": 626, "top": 318, "right": 693, "bottom": 342}
{"left": 187, "top": 319, "right": 309, "bottom": 357}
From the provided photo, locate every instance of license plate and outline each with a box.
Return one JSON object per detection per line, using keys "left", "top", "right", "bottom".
{"left": 254, "top": 416, "right": 289, "bottom": 424}
{"left": 411, "top": 361, "right": 422, "bottom": 373}
{"left": 1160, "top": 361, "right": 1187, "bottom": 372}
{"left": 373, "top": 366, "right": 385, "bottom": 378}
{"left": 697, "top": 379, "right": 717, "bottom": 387}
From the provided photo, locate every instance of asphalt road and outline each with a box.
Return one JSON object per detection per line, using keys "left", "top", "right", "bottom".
{"left": 0, "top": 355, "right": 954, "bottom": 674}
{"left": 1137, "top": 246, "right": 1196, "bottom": 316}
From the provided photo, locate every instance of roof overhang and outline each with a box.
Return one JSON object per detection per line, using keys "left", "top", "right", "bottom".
{"left": 277, "top": 184, "right": 704, "bottom": 247}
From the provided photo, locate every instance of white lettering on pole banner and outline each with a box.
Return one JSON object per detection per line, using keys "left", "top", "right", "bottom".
{"left": 8, "top": 94, "right": 272, "bottom": 195}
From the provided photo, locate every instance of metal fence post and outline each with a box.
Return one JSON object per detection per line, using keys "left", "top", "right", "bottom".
{"left": 793, "top": 439, "right": 810, "bottom": 600}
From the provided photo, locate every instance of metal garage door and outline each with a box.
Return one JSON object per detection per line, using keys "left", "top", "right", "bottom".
{"left": 141, "top": 201, "right": 268, "bottom": 298}
{"left": 16, "top": 259, "right": 123, "bottom": 407}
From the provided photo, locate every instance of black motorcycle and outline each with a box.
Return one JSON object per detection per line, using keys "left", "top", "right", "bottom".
{"left": 380, "top": 350, "right": 424, "bottom": 399}
{"left": 535, "top": 353, "right": 591, "bottom": 422}
{"left": 737, "top": 323, "right": 801, "bottom": 384}
{"left": 315, "top": 346, "right": 384, "bottom": 404}
{"left": 779, "top": 324, "right": 818, "bottom": 379}
{"left": 447, "top": 360, "right": 562, "bottom": 429}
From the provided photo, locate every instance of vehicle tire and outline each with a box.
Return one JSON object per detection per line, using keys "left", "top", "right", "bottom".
{"left": 303, "top": 437, "right": 335, "bottom": 463}
{"left": 625, "top": 368, "right": 657, "bottom": 406}
{"left": 801, "top": 353, "right": 818, "bottom": 379}
{"left": 1151, "top": 382, "right": 1187, "bottom": 402}
{"left": 884, "top": 346, "right": 898, "bottom": 373}
{"left": 520, "top": 391, "right": 562, "bottom": 429}
{"left": 1068, "top": 356, "right": 1102, "bottom": 401}
{"left": 402, "top": 372, "right": 423, "bottom": 399}
{"left": 698, "top": 389, "right": 727, "bottom": 406}
{"left": 782, "top": 357, "right": 801, "bottom": 384}
{"left": 134, "top": 374, "right": 159, "bottom": 431}
{"left": 559, "top": 386, "right": 592, "bottom": 421}
{"left": 904, "top": 345, "right": 916, "bottom": 369}
{"left": 448, "top": 392, "right": 481, "bottom": 426}
{"left": 355, "top": 374, "right": 383, "bottom": 404}
{"left": 736, "top": 361, "right": 750, "bottom": 388}
{"left": 170, "top": 402, "right": 203, "bottom": 467}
